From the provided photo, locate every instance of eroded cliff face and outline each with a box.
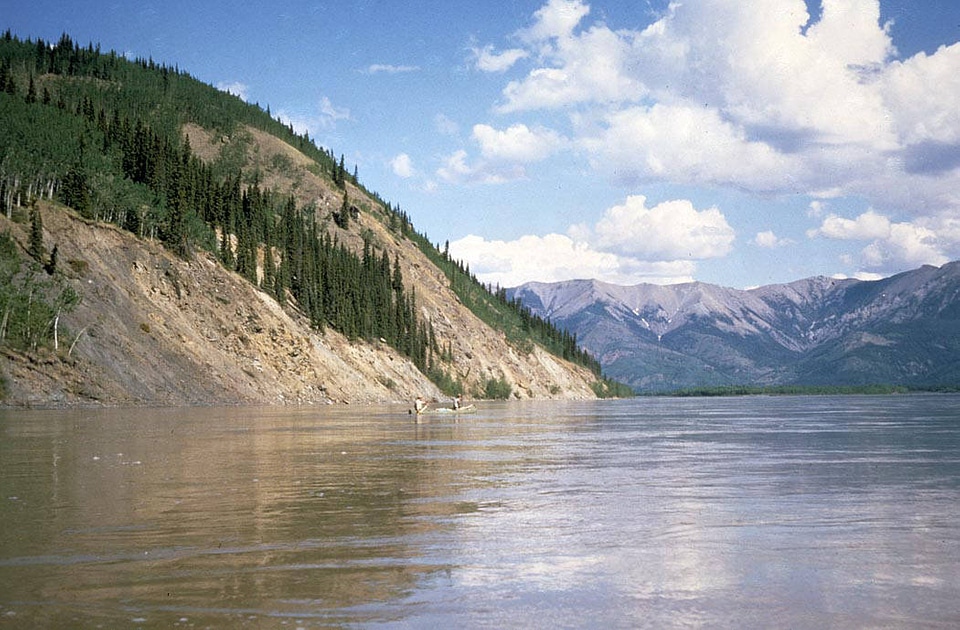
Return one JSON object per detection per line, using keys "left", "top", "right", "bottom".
{"left": 0, "top": 125, "right": 598, "bottom": 407}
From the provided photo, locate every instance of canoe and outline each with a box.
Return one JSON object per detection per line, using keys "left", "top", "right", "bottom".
{"left": 417, "top": 404, "right": 476, "bottom": 415}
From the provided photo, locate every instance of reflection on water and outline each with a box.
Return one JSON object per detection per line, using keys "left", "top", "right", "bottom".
{"left": 2, "top": 396, "right": 960, "bottom": 627}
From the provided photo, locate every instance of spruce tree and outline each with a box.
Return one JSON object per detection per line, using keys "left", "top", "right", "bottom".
{"left": 44, "top": 244, "right": 58, "bottom": 275}
{"left": 335, "top": 190, "right": 350, "bottom": 229}
{"left": 28, "top": 204, "right": 44, "bottom": 261}
{"left": 26, "top": 75, "right": 36, "bottom": 104}
{"left": 60, "top": 163, "right": 90, "bottom": 217}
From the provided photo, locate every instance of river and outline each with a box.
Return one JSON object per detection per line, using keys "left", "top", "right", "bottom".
{"left": 2, "top": 395, "right": 959, "bottom": 628}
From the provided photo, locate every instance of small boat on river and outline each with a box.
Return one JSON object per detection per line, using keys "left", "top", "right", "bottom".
{"left": 416, "top": 404, "right": 476, "bottom": 415}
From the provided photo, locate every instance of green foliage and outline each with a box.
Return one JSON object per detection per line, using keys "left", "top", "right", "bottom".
{"left": 333, "top": 190, "right": 350, "bottom": 229}
{"left": 483, "top": 376, "right": 513, "bottom": 400}
{"left": 27, "top": 203, "right": 43, "bottom": 260}
{"left": 591, "top": 378, "right": 635, "bottom": 398}
{"left": 0, "top": 230, "right": 78, "bottom": 351}
{"left": 427, "top": 364, "right": 462, "bottom": 397}
{"left": 59, "top": 163, "right": 90, "bottom": 216}
{"left": 362, "top": 196, "right": 613, "bottom": 393}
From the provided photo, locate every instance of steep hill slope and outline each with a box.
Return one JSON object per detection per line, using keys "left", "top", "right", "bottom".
{"left": 0, "top": 197, "right": 596, "bottom": 407}
{"left": 0, "top": 34, "right": 600, "bottom": 406}
{"left": 509, "top": 263, "right": 960, "bottom": 392}
{"left": 1, "top": 205, "right": 434, "bottom": 406}
{"left": 183, "top": 122, "right": 601, "bottom": 402}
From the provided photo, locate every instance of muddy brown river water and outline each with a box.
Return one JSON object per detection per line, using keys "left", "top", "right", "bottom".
{"left": 2, "top": 396, "right": 959, "bottom": 628}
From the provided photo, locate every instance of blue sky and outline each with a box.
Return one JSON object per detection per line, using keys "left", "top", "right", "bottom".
{"left": 7, "top": 0, "right": 960, "bottom": 288}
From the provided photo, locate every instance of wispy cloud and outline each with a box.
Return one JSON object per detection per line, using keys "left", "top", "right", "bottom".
{"left": 436, "top": 149, "right": 526, "bottom": 185}
{"left": 435, "top": 113, "right": 459, "bottom": 136}
{"left": 276, "top": 95, "right": 351, "bottom": 138}
{"left": 319, "top": 96, "right": 350, "bottom": 124}
{"left": 471, "top": 44, "right": 528, "bottom": 73}
{"left": 363, "top": 63, "right": 420, "bottom": 75}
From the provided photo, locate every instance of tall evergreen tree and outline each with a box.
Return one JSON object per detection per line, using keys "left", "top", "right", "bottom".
{"left": 25, "top": 74, "right": 36, "bottom": 104}
{"left": 28, "top": 204, "right": 44, "bottom": 261}
{"left": 60, "top": 163, "right": 90, "bottom": 218}
{"left": 334, "top": 190, "right": 350, "bottom": 229}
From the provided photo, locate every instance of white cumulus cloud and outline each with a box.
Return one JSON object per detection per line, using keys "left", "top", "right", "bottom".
{"left": 472, "top": 123, "right": 565, "bottom": 162}
{"left": 500, "top": 8, "right": 642, "bottom": 112}
{"left": 443, "top": 0, "right": 960, "bottom": 284}
{"left": 754, "top": 231, "right": 793, "bottom": 248}
{"left": 521, "top": 0, "right": 591, "bottom": 44}
{"left": 860, "top": 222, "right": 948, "bottom": 269}
{"left": 807, "top": 209, "right": 892, "bottom": 240}
{"left": 809, "top": 209, "right": 953, "bottom": 272}
{"left": 470, "top": 0, "right": 960, "bottom": 224}
{"left": 580, "top": 103, "right": 797, "bottom": 191}
{"left": 573, "top": 195, "right": 735, "bottom": 261}
{"left": 390, "top": 153, "right": 415, "bottom": 178}
{"left": 445, "top": 194, "right": 734, "bottom": 286}
{"left": 448, "top": 233, "right": 696, "bottom": 287}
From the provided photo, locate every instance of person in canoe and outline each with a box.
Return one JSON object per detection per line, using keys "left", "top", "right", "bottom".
{"left": 453, "top": 394, "right": 462, "bottom": 410}
{"left": 415, "top": 396, "right": 428, "bottom": 414}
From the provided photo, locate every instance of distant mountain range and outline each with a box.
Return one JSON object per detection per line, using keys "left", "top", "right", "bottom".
{"left": 507, "top": 262, "right": 960, "bottom": 392}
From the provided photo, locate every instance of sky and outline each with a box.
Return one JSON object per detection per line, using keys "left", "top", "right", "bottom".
{"left": 6, "top": 0, "right": 960, "bottom": 288}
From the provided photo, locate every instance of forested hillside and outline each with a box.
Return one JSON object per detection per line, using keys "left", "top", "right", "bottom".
{"left": 0, "top": 31, "right": 619, "bottom": 405}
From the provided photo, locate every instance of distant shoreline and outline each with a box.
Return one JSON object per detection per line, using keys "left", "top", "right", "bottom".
{"left": 641, "top": 384, "right": 960, "bottom": 397}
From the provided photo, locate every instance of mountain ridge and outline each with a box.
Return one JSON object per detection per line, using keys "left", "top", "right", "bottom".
{"left": 508, "top": 262, "right": 960, "bottom": 392}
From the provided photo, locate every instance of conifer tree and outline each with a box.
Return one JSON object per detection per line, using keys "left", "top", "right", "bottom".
{"left": 44, "top": 244, "right": 58, "bottom": 275}
{"left": 334, "top": 190, "right": 350, "bottom": 229}
{"left": 25, "top": 75, "right": 36, "bottom": 104}
{"left": 28, "top": 204, "right": 44, "bottom": 261}
{"left": 60, "top": 163, "right": 90, "bottom": 218}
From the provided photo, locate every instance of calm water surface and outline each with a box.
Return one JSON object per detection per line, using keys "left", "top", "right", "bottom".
{"left": 2, "top": 395, "right": 959, "bottom": 628}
